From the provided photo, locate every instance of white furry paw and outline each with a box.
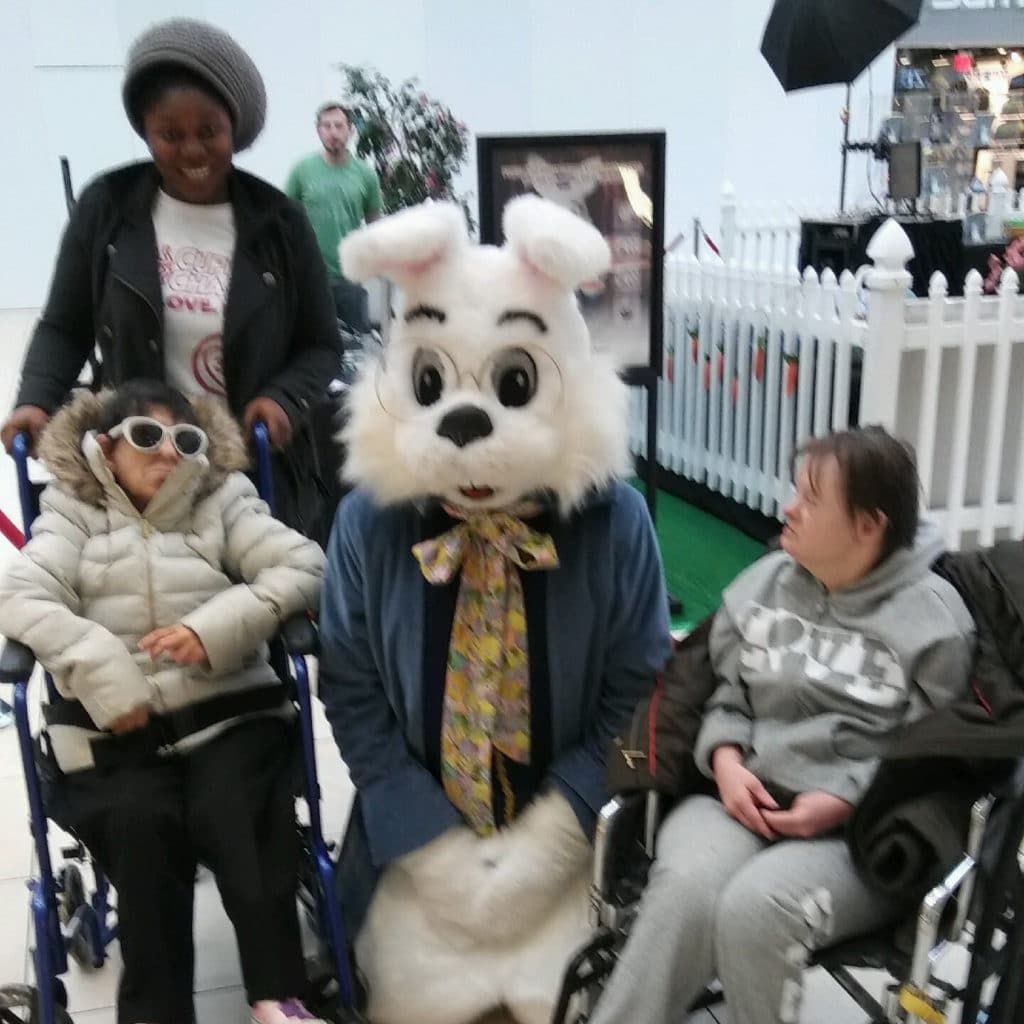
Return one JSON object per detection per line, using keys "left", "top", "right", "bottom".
{"left": 468, "top": 790, "right": 591, "bottom": 939}
{"left": 398, "top": 826, "right": 507, "bottom": 939}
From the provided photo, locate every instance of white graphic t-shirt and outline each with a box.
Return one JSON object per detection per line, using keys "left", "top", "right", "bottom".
{"left": 152, "top": 190, "right": 236, "bottom": 398}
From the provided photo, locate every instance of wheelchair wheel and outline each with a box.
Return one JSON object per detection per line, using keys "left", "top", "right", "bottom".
{"left": 56, "top": 865, "right": 85, "bottom": 926}
{"left": 0, "top": 984, "right": 73, "bottom": 1023}
{"left": 551, "top": 928, "right": 619, "bottom": 1024}
{"left": 960, "top": 790, "right": 1024, "bottom": 1024}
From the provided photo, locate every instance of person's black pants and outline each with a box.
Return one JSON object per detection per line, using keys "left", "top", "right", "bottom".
{"left": 61, "top": 717, "right": 305, "bottom": 1024}
{"left": 329, "top": 273, "right": 370, "bottom": 334}
{"left": 251, "top": 429, "right": 339, "bottom": 549}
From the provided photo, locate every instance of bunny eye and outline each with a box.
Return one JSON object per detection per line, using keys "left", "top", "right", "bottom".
{"left": 412, "top": 349, "right": 447, "bottom": 406}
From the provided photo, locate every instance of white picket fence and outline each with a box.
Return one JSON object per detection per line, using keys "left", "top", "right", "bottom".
{"left": 716, "top": 182, "right": 820, "bottom": 270}
{"left": 862, "top": 253, "right": 1024, "bottom": 551}
{"left": 925, "top": 184, "right": 1024, "bottom": 224}
{"left": 633, "top": 218, "right": 1024, "bottom": 552}
{"left": 919, "top": 183, "right": 1024, "bottom": 245}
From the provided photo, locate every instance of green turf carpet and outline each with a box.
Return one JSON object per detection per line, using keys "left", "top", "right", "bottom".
{"left": 634, "top": 484, "right": 767, "bottom": 631}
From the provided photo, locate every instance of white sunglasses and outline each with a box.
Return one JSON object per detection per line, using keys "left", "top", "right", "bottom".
{"left": 108, "top": 416, "right": 208, "bottom": 458}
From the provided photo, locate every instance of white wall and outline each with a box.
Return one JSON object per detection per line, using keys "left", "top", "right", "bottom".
{"left": 0, "top": 0, "right": 895, "bottom": 310}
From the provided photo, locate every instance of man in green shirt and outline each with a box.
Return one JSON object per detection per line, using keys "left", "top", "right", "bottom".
{"left": 286, "top": 102, "right": 383, "bottom": 331}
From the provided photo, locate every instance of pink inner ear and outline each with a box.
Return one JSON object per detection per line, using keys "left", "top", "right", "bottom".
{"left": 516, "top": 249, "right": 561, "bottom": 289}
{"left": 373, "top": 247, "right": 451, "bottom": 280}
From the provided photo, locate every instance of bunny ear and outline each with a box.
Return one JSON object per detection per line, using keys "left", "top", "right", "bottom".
{"left": 340, "top": 201, "right": 468, "bottom": 286}
{"left": 502, "top": 194, "right": 611, "bottom": 290}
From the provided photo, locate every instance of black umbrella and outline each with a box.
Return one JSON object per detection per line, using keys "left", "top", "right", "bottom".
{"left": 761, "top": 0, "right": 923, "bottom": 93}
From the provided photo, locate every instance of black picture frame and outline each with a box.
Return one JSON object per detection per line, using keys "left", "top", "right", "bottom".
{"left": 476, "top": 131, "right": 667, "bottom": 374}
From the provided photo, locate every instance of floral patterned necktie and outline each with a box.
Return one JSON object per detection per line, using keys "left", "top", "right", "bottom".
{"left": 412, "top": 506, "right": 559, "bottom": 835}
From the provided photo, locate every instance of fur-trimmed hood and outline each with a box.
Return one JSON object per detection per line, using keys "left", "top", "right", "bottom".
{"left": 0, "top": 387, "right": 325, "bottom": 772}
{"left": 38, "top": 390, "right": 250, "bottom": 510}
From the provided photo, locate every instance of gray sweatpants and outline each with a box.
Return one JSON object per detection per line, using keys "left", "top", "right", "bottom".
{"left": 589, "top": 796, "right": 894, "bottom": 1024}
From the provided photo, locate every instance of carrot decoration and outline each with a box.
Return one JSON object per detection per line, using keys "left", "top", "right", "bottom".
{"left": 784, "top": 353, "right": 799, "bottom": 397}
{"left": 753, "top": 332, "right": 767, "bottom": 382}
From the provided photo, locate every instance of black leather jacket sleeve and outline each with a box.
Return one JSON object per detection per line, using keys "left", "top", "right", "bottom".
{"left": 16, "top": 193, "right": 102, "bottom": 412}
{"left": 255, "top": 206, "right": 340, "bottom": 425}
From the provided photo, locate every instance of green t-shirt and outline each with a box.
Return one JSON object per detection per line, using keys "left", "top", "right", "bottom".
{"left": 285, "top": 153, "right": 383, "bottom": 275}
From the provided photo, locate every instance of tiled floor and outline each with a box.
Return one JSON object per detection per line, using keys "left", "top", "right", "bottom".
{"left": 0, "top": 310, "right": 968, "bottom": 1023}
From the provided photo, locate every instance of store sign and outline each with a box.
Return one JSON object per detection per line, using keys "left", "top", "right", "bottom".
{"left": 902, "top": 1, "right": 1024, "bottom": 45}
{"left": 929, "top": 1, "right": 1024, "bottom": 9}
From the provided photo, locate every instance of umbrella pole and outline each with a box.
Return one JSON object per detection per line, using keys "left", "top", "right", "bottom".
{"left": 839, "top": 82, "right": 851, "bottom": 213}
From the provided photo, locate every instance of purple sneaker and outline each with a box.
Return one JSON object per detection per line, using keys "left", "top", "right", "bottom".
{"left": 250, "top": 999, "right": 328, "bottom": 1023}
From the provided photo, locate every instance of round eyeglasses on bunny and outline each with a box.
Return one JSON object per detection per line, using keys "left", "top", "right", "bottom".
{"left": 370, "top": 343, "right": 565, "bottom": 422}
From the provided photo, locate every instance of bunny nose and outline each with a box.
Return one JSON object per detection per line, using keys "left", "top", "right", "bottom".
{"left": 437, "top": 405, "right": 493, "bottom": 448}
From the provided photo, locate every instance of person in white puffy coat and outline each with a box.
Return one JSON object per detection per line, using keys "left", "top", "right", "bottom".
{"left": 0, "top": 380, "right": 328, "bottom": 1024}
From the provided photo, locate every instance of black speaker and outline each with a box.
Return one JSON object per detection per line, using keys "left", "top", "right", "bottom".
{"left": 799, "top": 221, "right": 859, "bottom": 278}
{"left": 889, "top": 142, "right": 922, "bottom": 201}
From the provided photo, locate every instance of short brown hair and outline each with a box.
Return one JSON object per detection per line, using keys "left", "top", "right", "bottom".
{"left": 96, "top": 379, "right": 199, "bottom": 434}
{"left": 316, "top": 102, "right": 350, "bottom": 125}
{"left": 794, "top": 426, "right": 920, "bottom": 562}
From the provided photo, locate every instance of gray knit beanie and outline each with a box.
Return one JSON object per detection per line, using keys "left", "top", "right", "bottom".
{"left": 122, "top": 18, "right": 266, "bottom": 152}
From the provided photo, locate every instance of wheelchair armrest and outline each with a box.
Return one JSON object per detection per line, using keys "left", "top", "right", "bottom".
{"left": 593, "top": 791, "right": 661, "bottom": 904}
{"left": 966, "top": 793, "right": 994, "bottom": 862}
{"left": 281, "top": 614, "right": 318, "bottom": 657}
{"left": 595, "top": 794, "right": 644, "bottom": 895}
{"left": 0, "top": 639, "right": 36, "bottom": 684}
{"left": 952, "top": 793, "right": 995, "bottom": 937}
{"left": 906, "top": 787, "right": 1005, "bottom": 988}
{"left": 907, "top": 853, "right": 978, "bottom": 992}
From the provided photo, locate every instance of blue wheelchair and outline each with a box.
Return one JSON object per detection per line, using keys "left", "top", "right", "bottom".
{"left": 0, "top": 424, "right": 360, "bottom": 1024}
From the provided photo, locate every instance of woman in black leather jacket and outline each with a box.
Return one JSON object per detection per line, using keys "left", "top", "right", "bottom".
{"left": 2, "top": 18, "right": 339, "bottom": 538}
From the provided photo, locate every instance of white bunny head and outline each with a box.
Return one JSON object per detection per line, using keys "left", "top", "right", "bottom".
{"left": 338, "top": 195, "right": 631, "bottom": 513}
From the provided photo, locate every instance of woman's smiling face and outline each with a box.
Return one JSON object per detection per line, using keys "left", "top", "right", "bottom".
{"left": 143, "top": 84, "right": 234, "bottom": 205}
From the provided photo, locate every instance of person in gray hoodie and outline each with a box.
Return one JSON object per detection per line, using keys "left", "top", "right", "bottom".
{"left": 589, "top": 426, "right": 975, "bottom": 1024}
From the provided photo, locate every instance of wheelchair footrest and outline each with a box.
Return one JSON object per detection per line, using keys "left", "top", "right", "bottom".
{"left": 303, "top": 955, "right": 369, "bottom": 1023}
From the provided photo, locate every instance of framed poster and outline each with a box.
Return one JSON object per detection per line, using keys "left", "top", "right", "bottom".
{"left": 477, "top": 131, "right": 666, "bottom": 372}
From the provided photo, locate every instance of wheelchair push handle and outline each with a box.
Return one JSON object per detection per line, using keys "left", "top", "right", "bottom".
{"left": 12, "top": 432, "right": 38, "bottom": 543}
{"left": 281, "top": 614, "right": 318, "bottom": 658}
{"left": 251, "top": 421, "right": 276, "bottom": 514}
{"left": 0, "top": 638, "right": 36, "bottom": 685}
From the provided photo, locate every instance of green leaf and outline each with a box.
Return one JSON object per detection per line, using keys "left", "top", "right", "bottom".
{"left": 340, "top": 62, "right": 473, "bottom": 224}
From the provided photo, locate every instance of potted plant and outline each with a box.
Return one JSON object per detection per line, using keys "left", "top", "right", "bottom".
{"left": 340, "top": 64, "right": 474, "bottom": 228}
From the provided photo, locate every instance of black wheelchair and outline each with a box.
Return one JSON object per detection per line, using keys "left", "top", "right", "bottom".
{"left": 553, "top": 759, "right": 1024, "bottom": 1024}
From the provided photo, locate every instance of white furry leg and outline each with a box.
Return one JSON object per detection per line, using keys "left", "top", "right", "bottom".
{"left": 356, "top": 799, "right": 592, "bottom": 1024}
{"left": 501, "top": 865, "right": 591, "bottom": 1024}
{"left": 358, "top": 859, "right": 591, "bottom": 1024}
{"left": 356, "top": 863, "right": 500, "bottom": 1024}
